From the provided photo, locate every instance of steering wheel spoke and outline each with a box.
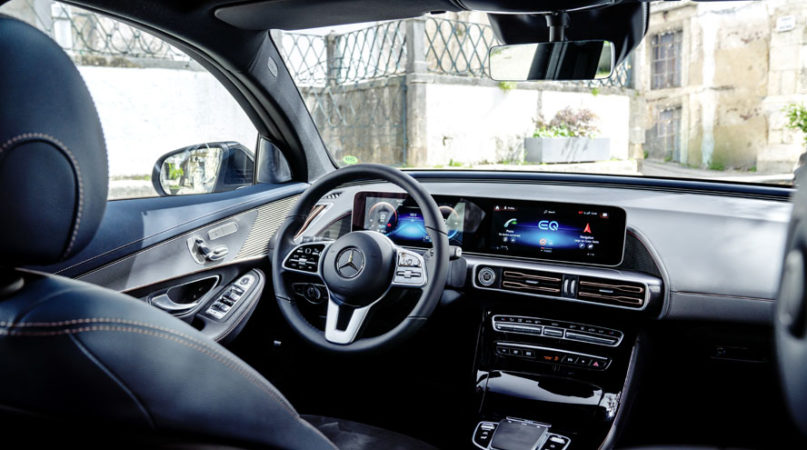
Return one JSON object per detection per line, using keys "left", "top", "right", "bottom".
{"left": 391, "top": 247, "right": 428, "bottom": 288}
{"left": 281, "top": 241, "right": 331, "bottom": 276}
{"left": 324, "top": 296, "right": 374, "bottom": 344}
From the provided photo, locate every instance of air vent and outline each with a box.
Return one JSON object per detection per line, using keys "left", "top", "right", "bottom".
{"left": 577, "top": 276, "right": 645, "bottom": 308}
{"left": 323, "top": 191, "right": 342, "bottom": 200}
{"left": 501, "top": 269, "right": 562, "bottom": 296}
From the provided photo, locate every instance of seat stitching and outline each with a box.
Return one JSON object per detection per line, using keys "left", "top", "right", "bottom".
{"left": 1, "top": 316, "right": 300, "bottom": 417}
{"left": 1, "top": 325, "right": 297, "bottom": 416}
{"left": 0, "top": 132, "right": 84, "bottom": 258}
{"left": 3, "top": 317, "right": 213, "bottom": 344}
{"left": 4, "top": 310, "right": 291, "bottom": 398}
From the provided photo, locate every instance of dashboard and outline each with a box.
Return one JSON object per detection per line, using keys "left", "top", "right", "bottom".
{"left": 352, "top": 192, "right": 627, "bottom": 266}
{"left": 302, "top": 175, "right": 792, "bottom": 324}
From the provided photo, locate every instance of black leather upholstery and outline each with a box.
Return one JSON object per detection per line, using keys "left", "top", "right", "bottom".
{"left": 0, "top": 16, "right": 438, "bottom": 450}
{"left": 304, "top": 416, "right": 439, "bottom": 450}
{"left": 0, "top": 15, "right": 108, "bottom": 266}
{"left": 0, "top": 270, "right": 336, "bottom": 449}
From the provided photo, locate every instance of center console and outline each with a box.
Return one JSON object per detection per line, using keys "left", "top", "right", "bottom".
{"left": 347, "top": 190, "right": 662, "bottom": 449}
{"left": 471, "top": 311, "right": 638, "bottom": 450}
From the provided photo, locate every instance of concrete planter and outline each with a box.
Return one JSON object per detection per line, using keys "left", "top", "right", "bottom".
{"left": 524, "top": 137, "right": 611, "bottom": 163}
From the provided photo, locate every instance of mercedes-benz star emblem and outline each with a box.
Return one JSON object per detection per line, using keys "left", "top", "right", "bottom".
{"left": 336, "top": 247, "right": 365, "bottom": 279}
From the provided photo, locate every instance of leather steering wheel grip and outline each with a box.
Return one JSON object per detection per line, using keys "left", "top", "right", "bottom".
{"left": 271, "top": 164, "right": 450, "bottom": 353}
{"left": 776, "top": 183, "right": 807, "bottom": 435}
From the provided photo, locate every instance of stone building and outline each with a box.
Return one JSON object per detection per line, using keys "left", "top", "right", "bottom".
{"left": 634, "top": 0, "right": 807, "bottom": 172}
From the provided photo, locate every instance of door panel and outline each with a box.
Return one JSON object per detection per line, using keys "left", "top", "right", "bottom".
{"left": 76, "top": 192, "right": 299, "bottom": 291}
{"left": 35, "top": 183, "right": 306, "bottom": 278}
{"left": 124, "top": 263, "right": 267, "bottom": 342}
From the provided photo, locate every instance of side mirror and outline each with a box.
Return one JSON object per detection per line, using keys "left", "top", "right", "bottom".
{"left": 152, "top": 142, "right": 254, "bottom": 196}
{"left": 489, "top": 40, "right": 614, "bottom": 81}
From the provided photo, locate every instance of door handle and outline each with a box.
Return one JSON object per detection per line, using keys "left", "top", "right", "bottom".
{"left": 151, "top": 293, "right": 199, "bottom": 312}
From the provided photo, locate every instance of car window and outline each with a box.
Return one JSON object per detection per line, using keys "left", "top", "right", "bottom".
{"left": 275, "top": 2, "right": 802, "bottom": 186}
{"left": 0, "top": 0, "right": 258, "bottom": 200}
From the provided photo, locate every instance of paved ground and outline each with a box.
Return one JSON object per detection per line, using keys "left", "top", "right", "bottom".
{"left": 639, "top": 161, "right": 794, "bottom": 185}
{"left": 473, "top": 160, "right": 794, "bottom": 185}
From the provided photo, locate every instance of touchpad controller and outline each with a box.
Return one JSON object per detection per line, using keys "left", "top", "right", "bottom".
{"left": 490, "top": 419, "right": 547, "bottom": 450}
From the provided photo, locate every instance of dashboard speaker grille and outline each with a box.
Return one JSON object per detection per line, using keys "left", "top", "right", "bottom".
{"left": 501, "top": 269, "right": 562, "bottom": 296}
{"left": 577, "top": 276, "right": 645, "bottom": 308}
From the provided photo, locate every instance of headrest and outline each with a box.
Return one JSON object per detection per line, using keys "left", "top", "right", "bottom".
{"left": 0, "top": 16, "right": 108, "bottom": 267}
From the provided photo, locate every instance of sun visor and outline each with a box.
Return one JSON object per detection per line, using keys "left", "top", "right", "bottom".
{"left": 214, "top": 0, "right": 461, "bottom": 31}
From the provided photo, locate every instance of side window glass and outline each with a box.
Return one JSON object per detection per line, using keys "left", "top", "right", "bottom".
{"left": 0, "top": 0, "right": 258, "bottom": 200}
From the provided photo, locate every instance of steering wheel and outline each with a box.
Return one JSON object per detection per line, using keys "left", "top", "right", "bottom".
{"left": 776, "top": 182, "right": 807, "bottom": 435}
{"left": 272, "top": 164, "right": 450, "bottom": 352}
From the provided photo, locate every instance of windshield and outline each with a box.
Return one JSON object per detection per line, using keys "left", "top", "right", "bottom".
{"left": 275, "top": 1, "right": 803, "bottom": 186}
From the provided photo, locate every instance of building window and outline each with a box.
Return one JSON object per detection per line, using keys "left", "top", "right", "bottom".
{"left": 651, "top": 31, "right": 683, "bottom": 89}
{"left": 647, "top": 106, "right": 682, "bottom": 162}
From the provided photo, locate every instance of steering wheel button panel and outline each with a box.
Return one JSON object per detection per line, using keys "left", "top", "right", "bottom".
{"left": 283, "top": 243, "right": 330, "bottom": 275}
{"left": 392, "top": 248, "right": 427, "bottom": 287}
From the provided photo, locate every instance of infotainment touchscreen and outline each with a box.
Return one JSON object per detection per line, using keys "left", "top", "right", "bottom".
{"left": 488, "top": 201, "right": 626, "bottom": 265}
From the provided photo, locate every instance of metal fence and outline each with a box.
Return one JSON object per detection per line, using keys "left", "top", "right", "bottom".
{"left": 4, "top": 0, "right": 191, "bottom": 67}
{"left": 424, "top": 17, "right": 498, "bottom": 77}
{"left": 277, "top": 23, "right": 408, "bottom": 165}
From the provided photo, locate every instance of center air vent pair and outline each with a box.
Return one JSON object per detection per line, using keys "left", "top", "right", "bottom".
{"left": 475, "top": 265, "right": 649, "bottom": 309}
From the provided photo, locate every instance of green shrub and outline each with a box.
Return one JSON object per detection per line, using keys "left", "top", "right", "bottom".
{"left": 532, "top": 107, "right": 599, "bottom": 139}
{"left": 784, "top": 103, "right": 807, "bottom": 145}
{"left": 708, "top": 159, "right": 725, "bottom": 171}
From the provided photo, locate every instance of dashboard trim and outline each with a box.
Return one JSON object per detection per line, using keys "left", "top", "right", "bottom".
{"left": 404, "top": 170, "right": 793, "bottom": 200}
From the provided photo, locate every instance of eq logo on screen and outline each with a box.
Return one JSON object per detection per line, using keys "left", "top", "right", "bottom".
{"left": 538, "top": 220, "right": 560, "bottom": 231}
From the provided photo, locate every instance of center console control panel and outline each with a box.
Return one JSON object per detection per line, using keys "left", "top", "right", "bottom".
{"left": 473, "top": 418, "right": 570, "bottom": 450}
{"left": 493, "top": 315, "right": 623, "bottom": 347}
{"left": 496, "top": 342, "right": 611, "bottom": 371}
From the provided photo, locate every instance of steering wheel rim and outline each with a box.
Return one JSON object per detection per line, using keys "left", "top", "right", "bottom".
{"left": 776, "top": 181, "right": 807, "bottom": 435}
{"left": 272, "top": 164, "right": 450, "bottom": 353}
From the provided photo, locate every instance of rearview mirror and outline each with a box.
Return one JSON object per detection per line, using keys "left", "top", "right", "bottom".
{"left": 489, "top": 40, "right": 614, "bottom": 81}
{"left": 152, "top": 142, "right": 254, "bottom": 196}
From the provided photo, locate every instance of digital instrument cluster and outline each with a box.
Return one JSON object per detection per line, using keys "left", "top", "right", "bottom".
{"left": 353, "top": 192, "right": 469, "bottom": 246}
{"left": 352, "top": 192, "right": 626, "bottom": 266}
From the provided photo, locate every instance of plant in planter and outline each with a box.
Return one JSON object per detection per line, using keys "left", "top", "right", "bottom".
{"left": 524, "top": 107, "right": 610, "bottom": 163}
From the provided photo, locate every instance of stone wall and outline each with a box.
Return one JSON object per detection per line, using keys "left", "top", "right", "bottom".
{"left": 637, "top": 0, "right": 807, "bottom": 172}
{"left": 300, "top": 78, "right": 406, "bottom": 166}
